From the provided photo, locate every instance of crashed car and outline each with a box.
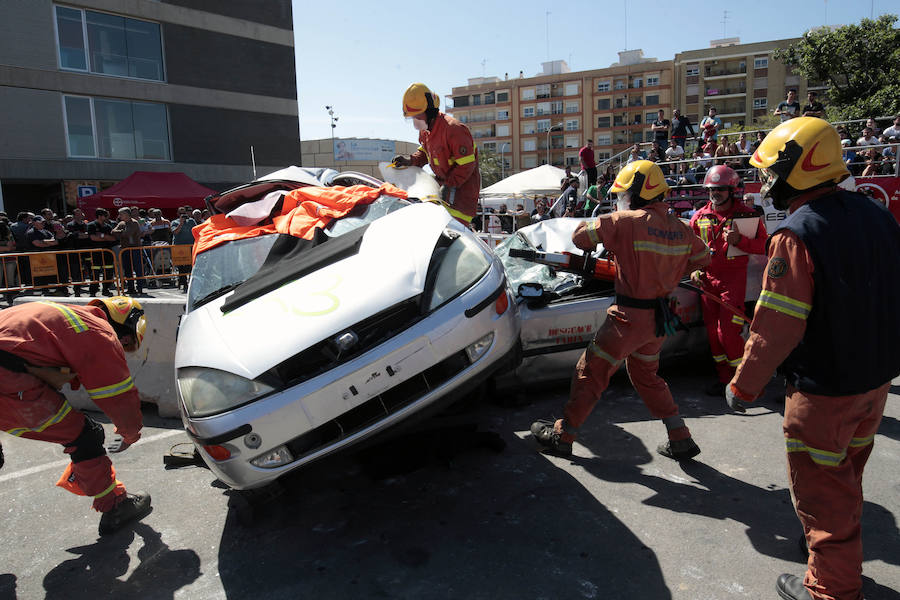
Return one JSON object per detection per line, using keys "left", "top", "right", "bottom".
{"left": 492, "top": 218, "right": 710, "bottom": 387}
{"left": 175, "top": 167, "right": 521, "bottom": 490}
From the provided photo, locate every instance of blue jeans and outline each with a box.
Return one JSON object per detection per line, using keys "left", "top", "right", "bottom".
{"left": 121, "top": 247, "right": 145, "bottom": 292}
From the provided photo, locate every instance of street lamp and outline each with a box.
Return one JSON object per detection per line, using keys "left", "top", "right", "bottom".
{"left": 546, "top": 122, "right": 563, "bottom": 166}
{"left": 326, "top": 105, "right": 338, "bottom": 167}
{"left": 499, "top": 142, "right": 510, "bottom": 180}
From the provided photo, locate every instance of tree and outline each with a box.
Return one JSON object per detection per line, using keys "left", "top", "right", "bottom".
{"left": 774, "top": 15, "right": 900, "bottom": 121}
{"left": 478, "top": 147, "right": 503, "bottom": 188}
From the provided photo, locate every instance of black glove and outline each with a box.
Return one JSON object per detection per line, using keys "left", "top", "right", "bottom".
{"left": 439, "top": 185, "right": 457, "bottom": 206}
{"left": 106, "top": 435, "right": 132, "bottom": 454}
{"left": 392, "top": 155, "right": 411, "bottom": 168}
{"left": 724, "top": 383, "right": 747, "bottom": 414}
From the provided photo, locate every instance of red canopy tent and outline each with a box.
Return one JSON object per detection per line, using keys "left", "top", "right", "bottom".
{"left": 77, "top": 171, "right": 216, "bottom": 219}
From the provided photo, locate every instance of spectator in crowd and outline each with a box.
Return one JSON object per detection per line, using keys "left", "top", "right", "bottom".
{"left": 842, "top": 138, "right": 860, "bottom": 176}
{"left": 514, "top": 204, "right": 531, "bottom": 231}
{"left": 700, "top": 107, "right": 722, "bottom": 143}
{"left": 664, "top": 139, "right": 686, "bottom": 175}
{"left": 856, "top": 127, "right": 879, "bottom": 146}
{"left": 10, "top": 212, "right": 33, "bottom": 289}
{"left": 497, "top": 204, "right": 513, "bottom": 233}
{"left": 882, "top": 115, "right": 900, "bottom": 141}
{"left": 64, "top": 208, "right": 91, "bottom": 297}
{"left": 191, "top": 209, "right": 202, "bottom": 224}
{"left": 149, "top": 209, "right": 172, "bottom": 244}
{"left": 25, "top": 216, "right": 65, "bottom": 296}
{"left": 651, "top": 109, "right": 670, "bottom": 149}
{"left": 865, "top": 116, "right": 881, "bottom": 137}
{"left": 714, "top": 135, "right": 733, "bottom": 165}
{"left": 579, "top": 139, "right": 597, "bottom": 187}
{"left": 531, "top": 199, "right": 551, "bottom": 223}
{"left": 751, "top": 130, "right": 766, "bottom": 153}
{"left": 774, "top": 89, "right": 801, "bottom": 122}
{"left": 48, "top": 217, "right": 73, "bottom": 296}
{"left": 112, "top": 208, "right": 144, "bottom": 295}
{"left": 736, "top": 132, "right": 751, "bottom": 155}
{"left": 1, "top": 219, "right": 17, "bottom": 303}
{"left": 560, "top": 165, "right": 576, "bottom": 192}
{"left": 171, "top": 206, "right": 197, "bottom": 292}
{"left": 879, "top": 135, "right": 894, "bottom": 158}
{"left": 87, "top": 208, "right": 117, "bottom": 297}
{"left": 626, "top": 144, "right": 644, "bottom": 164}
{"left": 200, "top": 209, "right": 211, "bottom": 222}
{"left": 670, "top": 108, "right": 695, "bottom": 154}
{"left": 801, "top": 91, "right": 825, "bottom": 118}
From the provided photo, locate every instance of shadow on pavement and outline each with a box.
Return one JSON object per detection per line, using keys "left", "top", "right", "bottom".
{"left": 0, "top": 574, "right": 16, "bottom": 600}
{"left": 42, "top": 523, "right": 200, "bottom": 600}
{"left": 215, "top": 412, "right": 673, "bottom": 600}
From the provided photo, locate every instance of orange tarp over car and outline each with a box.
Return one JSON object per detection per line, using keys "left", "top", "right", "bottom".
{"left": 191, "top": 183, "right": 408, "bottom": 262}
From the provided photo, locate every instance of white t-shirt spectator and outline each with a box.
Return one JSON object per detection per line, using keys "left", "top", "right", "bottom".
{"left": 665, "top": 145, "right": 685, "bottom": 160}
{"left": 882, "top": 125, "right": 900, "bottom": 141}
{"left": 857, "top": 135, "right": 879, "bottom": 146}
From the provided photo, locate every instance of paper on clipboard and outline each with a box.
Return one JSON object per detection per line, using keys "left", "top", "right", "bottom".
{"left": 726, "top": 217, "right": 759, "bottom": 257}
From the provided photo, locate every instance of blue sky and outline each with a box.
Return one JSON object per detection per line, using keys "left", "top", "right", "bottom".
{"left": 292, "top": 0, "right": 900, "bottom": 144}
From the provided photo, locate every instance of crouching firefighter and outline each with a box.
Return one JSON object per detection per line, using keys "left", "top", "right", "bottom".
{"left": 392, "top": 82, "right": 481, "bottom": 226}
{"left": 531, "top": 160, "right": 711, "bottom": 459}
{"left": 0, "top": 297, "right": 151, "bottom": 536}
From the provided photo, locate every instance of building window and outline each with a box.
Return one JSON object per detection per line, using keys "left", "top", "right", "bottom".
{"left": 565, "top": 119, "right": 579, "bottom": 131}
{"left": 63, "top": 95, "right": 170, "bottom": 160}
{"left": 646, "top": 75, "right": 660, "bottom": 87}
{"left": 597, "top": 116, "right": 611, "bottom": 128}
{"left": 686, "top": 64, "right": 699, "bottom": 76}
{"left": 536, "top": 119, "right": 551, "bottom": 133}
{"left": 496, "top": 124, "right": 510, "bottom": 137}
{"left": 521, "top": 121, "right": 536, "bottom": 134}
{"left": 497, "top": 109, "right": 509, "bottom": 120}
{"left": 564, "top": 82, "right": 578, "bottom": 96}
{"left": 54, "top": 5, "right": 164, "bottom": 81}
{"left": 523, "top": 106, "right": 535, "bottom": 118}
{"left": 614, "top": 79, "right": 626, "bottom": 90}
{"left": 565, "top": 156, "right": 578, "bottom": 167}
{"left": 597, "top": 98, "right": 611, "bottom": 110}
{"left": 633, "top": 132, "right": 644, "bottom": 143}
{"left": 646, "top": 95, "right": 659, "bottom": 106}
{"left": 565, "top": 135, "right": 579, "bottom": 148}
{"left": 597, "top": 80, "right": 611, "bottom": 92}
{"left": 753, "top": 98, "right": 768, "bottom": 109}
{"left": 521, "top": 87, "right": 535, "bottom": 101}
{"left": 536, "top": 84, "right": 551, "bottom": 98}
{"left": 536, "top": 102, "right": 551, "bottom": 116}
{"left": 596, "top": 134, "right": 611, "bottom": 146}
{"left": 453, "top": 95, "right": 469, "bottom": 108}
{"left": 631, "top": 77, "right": 642, "bottom": 88}
{"left": 482, "top": 142, "right": 496, "bottom": 152}
{"left": 597, "top": 151, "right": 611, "bottom": 160}
{"left": 497, "top": 91, "right": 509, "bottom": 103}
{"left": 522, "top": 138, "right": 537, "bottom": 152}
{"left": 472, "top": 94, "right": 481, "bottom": 105}
{"left": 565, "top": 101, "right": 579, "bottom": 114}
{"left": 646, "top": 112, "right": 656, "bottom": 124}
{"left": 484, "top": 92, "right": 495, "bottom": 105}
{"left": 754, "top": 57, "right": 769, "bottom": 69}
{"left": 522, "top": 155, "right": 537, "bottom": 169}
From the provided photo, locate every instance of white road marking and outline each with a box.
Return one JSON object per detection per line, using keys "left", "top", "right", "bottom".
{"left": 0, "top": 428, "right": 185, "bottom": 484}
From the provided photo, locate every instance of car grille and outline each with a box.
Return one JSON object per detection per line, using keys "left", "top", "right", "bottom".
{"left": 284, "top": 350, "right": 470, "bottom": 460}
{"left": 274, "top": 298, "right": 422, "bottom": 387}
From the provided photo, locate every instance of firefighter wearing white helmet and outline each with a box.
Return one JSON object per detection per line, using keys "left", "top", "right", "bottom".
{"left": 726, "top": 117, "right": 900, "bottom": 600}
{"left": 0, "top": 296, "right": 151, "bottom": 536}
{"left": 392, "top": 83, "right": 481, "bottom": 226}
{"left": 531, "top": 160, "right": 712, "bottom": 461}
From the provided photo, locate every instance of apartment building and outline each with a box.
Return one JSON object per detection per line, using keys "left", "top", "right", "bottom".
{"left": 673, "top": 37, "right": 819, "bottom": 131}
{"left": 448, "top": 52, "right": 674, "bottom": 175}
{"left": 0, "top": 0, "right": 299, "bottom": 216}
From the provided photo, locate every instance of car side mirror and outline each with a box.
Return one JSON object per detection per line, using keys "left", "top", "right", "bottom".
{"left": 518, "top": 282, "right": 544, "bottom": 298}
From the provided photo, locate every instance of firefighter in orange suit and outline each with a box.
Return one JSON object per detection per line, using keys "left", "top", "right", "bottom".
{"left": 392, "top": 83, "right": 481, "bottom": 226}
{"left": 531, "top": 161, "right": 711, "bottom": 460}
{"left": 0, "top": 297, "right": 152, "bottom": 536}
{"left": 689, "top": 165, "right": 768, "bottom": 397}
{"left": 725, "top": 117, "right": 900, "bottom": 600}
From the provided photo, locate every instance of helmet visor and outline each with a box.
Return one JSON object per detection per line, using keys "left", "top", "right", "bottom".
{"left": 759, "top": 167, "right": 779, "bottom": 199}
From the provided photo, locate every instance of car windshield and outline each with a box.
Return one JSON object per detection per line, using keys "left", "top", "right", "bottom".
{"left": 187, "top": 194, "right": 411, "bottom": 312}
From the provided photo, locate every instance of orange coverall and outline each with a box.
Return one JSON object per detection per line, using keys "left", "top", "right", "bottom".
{"left": 559, "top": 202, "right": 710, "bottom": 443}
{"left": 730, "top": 188, "right": 887, "bottom": 600}
{"left": 410, "top": 112, "right": 481, "bottom": 225}
{"left": 689, "top": 201, "right": 767, "bottom": 382}
{"left": 0, "top": 302, "right": 143, "bottom": 512}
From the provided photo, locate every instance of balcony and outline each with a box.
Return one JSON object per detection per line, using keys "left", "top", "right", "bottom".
{"left": 705, "top": 85, "right": 746, "bottom": 99}
{"left": 704, "top": 65, "right": 747, "bottom": 79}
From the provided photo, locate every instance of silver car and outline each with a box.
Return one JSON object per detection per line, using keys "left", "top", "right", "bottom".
{"left": 175, "top": 169, "right": 521, "bottom": 490}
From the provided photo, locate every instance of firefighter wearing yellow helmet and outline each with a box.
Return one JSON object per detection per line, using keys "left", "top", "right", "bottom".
{"left": 727, "top": 117, "right": 900, "bottom": 600}
{"left": 392, "top": 83, "right": 481, "bottom": 226}
{"left": 0, "top": 296, "right": 151, "bottom": 536}
{"left": 531, "top": 159, "right": 711, "bottom": 462}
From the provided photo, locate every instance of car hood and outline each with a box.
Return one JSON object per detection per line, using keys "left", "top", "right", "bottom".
{"left": 176, "top": 202, "right": 452, "bottom": 379}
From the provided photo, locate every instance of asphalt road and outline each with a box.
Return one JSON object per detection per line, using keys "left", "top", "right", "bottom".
{"left": 1, "top": 367, "right": 898, "bottom": 600}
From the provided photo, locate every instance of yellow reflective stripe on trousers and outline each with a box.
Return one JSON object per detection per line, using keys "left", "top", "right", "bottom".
{"left": 586, "top": 223, "right": 601, "bottom": 246}
{"left": 712, "top": 353, "right": 727, "bottom": 364}
{"left": 727, "top": 356, "right": 742, "bottom": 367}
{"left": 87, "top": 376, "right": 135, "bottom": 400}
{"left": 6, "top": 400, "right": 72, "bottom": 437}
{"left": 731, "top": 314, "right": 745, "bottom": 326}
{"left": 786, "top": 437, "right": 846, "bottom": 466}
{"left": 93, "top": 480, "right": 120, "bottom": 499}
{"left": 630, "top": 351, "right": 659, "bottom": 362}
{"left": 849, "top": 434, "right": 875, "bottom": 447}
{"left": 40, "top": 301, "right": 88, "bottom": 333}
{"left": 633, "top": 240, "right": 691, "bottom": 256}
{"left": 588, "top": 342, "right": 622, "bottom": 366}
{"left": 758, "top": 290, "right": 811, "bottom": 320}
{"left": 446, "top": 207, "right": 473, "bottom": 223}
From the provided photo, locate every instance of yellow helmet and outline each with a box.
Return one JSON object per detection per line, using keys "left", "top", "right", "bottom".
{"left": 609, "top": 160, "right": 670, "bottom": 202}
{"left": 749, "top": 117, "right": 849, "bottom": 197}
{"left": 402, "top": 83, "right": 439, "bottom": 117}
{"left": 90, "top": 295, "right": 147, "bottom": 352}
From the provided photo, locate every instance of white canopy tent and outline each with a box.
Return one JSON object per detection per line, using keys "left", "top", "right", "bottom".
{"left": 479, "top": 164, "right": 569, "bottom": 212}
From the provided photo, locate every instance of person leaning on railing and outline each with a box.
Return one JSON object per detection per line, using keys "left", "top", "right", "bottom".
{"left": 24, "top": 216, "right": 67, "bottom": 297}
{"left": 0, "top": 219, "right": 17, "bottom": 303}
{"left": 86, "top": 208, "right": 118, "bottom": 297}
{"left": 112, "top": 208, "right": 145, "bottom": 296}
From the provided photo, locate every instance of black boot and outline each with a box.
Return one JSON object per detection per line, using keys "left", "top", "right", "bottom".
{"left": 98, "top": 491, "right": 152, "bottom": 535}
{"left": 530, "top": 419, "right": 573, "bottom": 456}
{"left": 657, "top": 437, "right": 701, "bottom": 461}
{"left": 775, "top": 574, "right": 813, "bottom": 600}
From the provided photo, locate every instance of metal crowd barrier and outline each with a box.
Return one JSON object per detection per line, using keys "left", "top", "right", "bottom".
{"left": 0, "top": 244, "right": 193, "bottom": 298}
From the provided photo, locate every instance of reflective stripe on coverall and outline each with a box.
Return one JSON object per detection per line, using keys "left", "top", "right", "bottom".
{"left": 689, "top": 201, "right": 767, "bottom": 382}
{"left": 410, "top": 112, "right": 481, "bottom": 225}
{"left": 560, "top": 202, "right": 710, "bottom": 443}
{"left": 0, "top": 302, "right": 142, "bottom": 512}
{"left": 730, "top": 190, "right": 887, "bottom": 600}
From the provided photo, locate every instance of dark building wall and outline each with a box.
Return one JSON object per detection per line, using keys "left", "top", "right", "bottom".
{"left": 170, "top": 104, "right": 299, "bottom": 166}
{"left": 161, "top": 0, "right": 292, "bottom": 29}
{"left": 164, "top": 25, "right": 296, "bottom": 99}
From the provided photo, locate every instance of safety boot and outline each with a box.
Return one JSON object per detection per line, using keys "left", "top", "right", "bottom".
{"left": 98, "top": 491, "right": 152, "bottom": 536}
{"left": 775, "top": 574, "right": 813, "bottom": 600}
{"left": 656, "top": 437, "right": 701, "bottom": 461}
{"left": 530, "top": 419, "right": 572, "bottom": 457}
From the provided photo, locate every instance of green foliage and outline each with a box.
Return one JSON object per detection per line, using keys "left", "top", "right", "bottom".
{"left": 775, "top": 15, "right": 900, "bottom": 121}
{"left": 478, "top": 147, "right": 503, "bottom": 187}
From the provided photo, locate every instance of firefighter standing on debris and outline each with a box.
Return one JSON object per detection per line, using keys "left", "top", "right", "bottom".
{"left": 531, "top": 161, "right": 711, "bottom": 460}
{"left": 689, "top": 165, "right": 767, "bottom": 397}
{"left": 0, "top": 297, "right": 152, "bottom": 536}
{"left": 725, "top": 117, "right": 900, "bottom": 600}
{"left": 392, "top": 83, "right": 481, "bottom": 226}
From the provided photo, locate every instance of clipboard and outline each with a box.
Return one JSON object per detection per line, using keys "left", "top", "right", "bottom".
{"left": 726, "top": 217, "right": 759, "bottom": 257}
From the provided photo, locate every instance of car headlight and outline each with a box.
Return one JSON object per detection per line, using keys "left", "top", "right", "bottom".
{"left": 428, "top": 234, "right": 491, "bottom": 311}
{"left": 178, "top": 367, "right": 275, "bottom": 417}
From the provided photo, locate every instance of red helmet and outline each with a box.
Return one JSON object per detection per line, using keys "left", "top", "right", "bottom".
{"left": 703, "top": 165, "right": 741, "bottom": 189}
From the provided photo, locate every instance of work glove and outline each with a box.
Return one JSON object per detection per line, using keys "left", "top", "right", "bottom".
{"left": 724, "top": 383, "right": 747, "bottom": 414}
{"left": 439, "top": 185, "right": 457, "bottom": 206}
{"left": 391, "top": 155, "right": 411, "bottom": 168}
{"left": 690, "top": 270, "right": 703, "bottom": 286}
